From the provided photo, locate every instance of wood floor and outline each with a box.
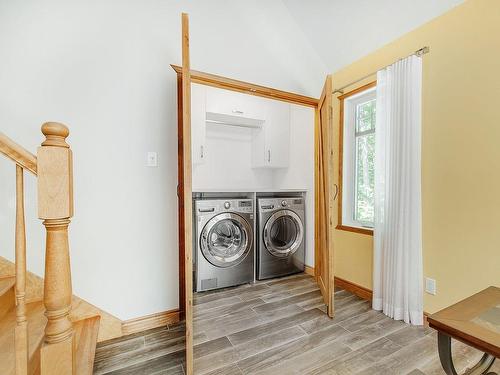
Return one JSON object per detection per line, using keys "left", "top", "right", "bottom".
{"left": 93, "top": 274, "right": 499, "bottom": 374}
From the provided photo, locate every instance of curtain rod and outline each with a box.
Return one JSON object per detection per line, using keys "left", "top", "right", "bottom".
{"left": 332, "top": 46, "right": 429, "bottom": 95}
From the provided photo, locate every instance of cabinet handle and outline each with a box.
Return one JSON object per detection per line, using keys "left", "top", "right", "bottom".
{"left": 232, "top": 109, "right": 244, "bottom": 114}
{"left": 268, "top": 149, "right": 271, "bottom": 163}
{"left": 201, "top": 145, "right": 204, "bottom": 159}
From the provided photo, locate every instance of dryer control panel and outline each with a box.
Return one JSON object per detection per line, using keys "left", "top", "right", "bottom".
{"left": 258, "top": 197, "right": 303, "bottom": 212}
{"left": 195, "top": 199, "right": 253, "bottom": 215}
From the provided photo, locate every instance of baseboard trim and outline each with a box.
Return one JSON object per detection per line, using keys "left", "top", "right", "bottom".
{"left": 334, "top": 276, "right": 431, "bottom": 326}
{"left": 122, "top": 309, "right": 180, "bottom": 335}
{"left": 304, "top": 271, "right": 372, "bottom": 301}
{"left": 304, "top": 266, "right": 315, "bottom": 277}
{"left": 334, "top": 276, "right": 373, "bottom": 301}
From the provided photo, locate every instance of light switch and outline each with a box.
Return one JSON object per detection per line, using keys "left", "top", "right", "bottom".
{"left": 147, "top": 152, "right": 158, "bottom": 167}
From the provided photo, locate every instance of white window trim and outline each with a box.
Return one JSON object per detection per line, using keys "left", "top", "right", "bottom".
{"left": 342, "top": 87, "right": 376, "bottom": 230}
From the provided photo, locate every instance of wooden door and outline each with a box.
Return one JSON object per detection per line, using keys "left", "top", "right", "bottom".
{"left": 180, "top": 12, "right": 194, "bottom": 375}
{"left": 315, "top": 75, "right": 335, "bottom": 317}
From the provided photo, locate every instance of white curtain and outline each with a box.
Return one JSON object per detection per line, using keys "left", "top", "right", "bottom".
{"left": 372, "top": 55, "right": 423, "bottom": 325}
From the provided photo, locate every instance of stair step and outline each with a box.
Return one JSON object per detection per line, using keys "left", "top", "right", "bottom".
{"left": 74, "top": 315, "right": 101, "bottom": 375}
{"left": 0, "top": 276, "right": 16, "bottom": 319}
{"left": 0, "top": 276, "right": 15, "bottom": 295}
{"left": 0, "top": 300, "right": 46, "bottom": 375}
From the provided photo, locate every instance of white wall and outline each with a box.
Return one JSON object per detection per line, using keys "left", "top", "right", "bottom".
{"left": 0, "top": 0, "right": 326, "bottom": 320}
{"left": 192, "top": 123, "right": 274, "bottom": 192}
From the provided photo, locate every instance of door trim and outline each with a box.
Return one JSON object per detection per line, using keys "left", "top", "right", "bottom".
{"left": 172, "top": 68, "right": 320, "bottom": 316}
{"left": 171, "top": 65, "right": 318, "bottom": 107}
{"left": 173, "top": 39, "right": 326, "bottom": 374}
{"left": 180, "top": 12, "right": 193, "bottom": 375}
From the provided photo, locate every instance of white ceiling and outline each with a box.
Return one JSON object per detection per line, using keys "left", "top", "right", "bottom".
{"left": 282, "top": 0, "right": 465, "bottom": 73}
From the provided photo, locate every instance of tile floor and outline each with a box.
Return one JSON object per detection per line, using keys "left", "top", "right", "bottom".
{"left": 94, "top": 274, "right": 499, "bottom": 374}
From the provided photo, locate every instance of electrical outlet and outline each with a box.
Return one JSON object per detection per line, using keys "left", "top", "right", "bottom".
{"left": 147, "top": 152, "right": 158, "bottom": 167}
{"left": 425, "top": 277, "right": 436, "bottom": 295}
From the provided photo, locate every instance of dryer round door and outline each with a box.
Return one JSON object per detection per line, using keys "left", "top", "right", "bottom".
{"left": 263, "top": 209, "right": 304, "bottom": 258}
{"left": 200, "top": 213, "right": 252, "bottom": 268}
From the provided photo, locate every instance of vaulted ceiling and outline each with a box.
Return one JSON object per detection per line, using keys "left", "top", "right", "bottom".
{"left": 282, "top": 0, "right": 464, "bottom": 72}
{"left": 186, "top": 0, "right": 465, "bottom": 96}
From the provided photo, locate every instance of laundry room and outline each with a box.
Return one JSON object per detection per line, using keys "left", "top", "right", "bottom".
{"left": 174, "top": 69, "right": 326, "bottom": 343}
{"left": 191, "top": 81, "right": 316, "bottom": 275}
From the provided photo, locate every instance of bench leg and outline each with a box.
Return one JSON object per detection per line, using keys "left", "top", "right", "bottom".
{"left": 437, "top": 332, "right": 496, "bottom": 375}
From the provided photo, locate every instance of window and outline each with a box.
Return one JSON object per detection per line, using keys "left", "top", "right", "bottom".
{"left": 339, "top": 83, "right": 376, "bottom": 233}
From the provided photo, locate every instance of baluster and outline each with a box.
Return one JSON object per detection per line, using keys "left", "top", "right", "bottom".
{"left": 15, "top": 164, "right": 28, "bottom": 375}
{"left": 37, "top": 122, "right": 75, "bottom": 374}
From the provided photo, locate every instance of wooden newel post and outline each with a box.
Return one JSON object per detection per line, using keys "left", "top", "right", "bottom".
{"left": 37, "top": 122, "right": 75, "bottom": 374}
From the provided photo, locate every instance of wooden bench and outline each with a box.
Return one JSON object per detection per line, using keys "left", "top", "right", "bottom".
{"left": 428, "top": 286, "right": 499, "bottom": 375}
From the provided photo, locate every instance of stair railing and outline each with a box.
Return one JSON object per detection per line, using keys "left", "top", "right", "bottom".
{"left": 0, "top": 130, "right": 36, "bottom": 375}
{"left": 15, "top": 164, "right": 29, "bottom": 374}
{"left": 0, "top": 122, "right": 75, "bottom": 375}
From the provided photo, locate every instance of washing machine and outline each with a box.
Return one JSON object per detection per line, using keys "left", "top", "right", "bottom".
{"left": 257, "top": 197, "right": 305, "bottom": 280}
{"left": 194, "top": 198, "right": 254, "bottom": 292}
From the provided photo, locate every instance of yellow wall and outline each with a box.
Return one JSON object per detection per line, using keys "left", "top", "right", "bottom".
{"left": 332, "top": 0, "right": 500, "bottom": 314}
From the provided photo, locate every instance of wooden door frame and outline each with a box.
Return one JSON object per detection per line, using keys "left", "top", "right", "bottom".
{"left": 180, "top": 13, "right": 194, "bottom": 375}
{"left": 172, "top": 66, "right": 320, "bottom": 313}
{"left": 171, "top": 65, "right": 318, "bottom": 107}
{"left": 173, "top": 49, "right": 334, "bottom": 371}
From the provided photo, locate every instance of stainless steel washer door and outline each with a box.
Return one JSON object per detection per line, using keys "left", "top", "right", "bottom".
{"left": 263, "top": 210, "right": 304, "bottom": 258}
{"left": 200, "top": 213, "right": 252, "bottom": 268}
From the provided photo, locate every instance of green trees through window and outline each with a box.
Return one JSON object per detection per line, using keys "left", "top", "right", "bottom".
{"left": 341, "top": 85, "right": 376, "bottom": 230}
{"left": 354, "top": 99, "right": 375, "bottom": 224}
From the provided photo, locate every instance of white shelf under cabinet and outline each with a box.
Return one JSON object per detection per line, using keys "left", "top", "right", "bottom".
{"left": 206, "top": 112, "right": 264, "bottom": 129}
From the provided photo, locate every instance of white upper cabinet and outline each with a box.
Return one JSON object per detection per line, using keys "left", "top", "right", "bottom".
{"left": 251, "top": 100, "right": 290, "bottom": 168}
{"left": 191, "top": 83, "right": 206, "bottom": 164}
{"left": 205, "top": 86, "right": 264, "bottom": 121}
{"left": 191, "top": 84, "right": 290, "bottom": 168}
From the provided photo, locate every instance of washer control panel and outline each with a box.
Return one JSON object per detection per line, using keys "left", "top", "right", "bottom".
{"left": 237, "top": 200, "right": 253, "bottom": 213}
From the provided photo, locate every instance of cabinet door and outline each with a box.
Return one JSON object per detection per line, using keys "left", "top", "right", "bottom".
{"left": 251, "top": 123, "right": 267, "bottom": 168}
{"left": 266, "top": 101, "right": 290, "bottom": 168}
{"left": 205, "top": 86, "right": 264, "bottom": 120}
{"left": 191, "top": 83, "right": 206, "bottom": 164}
{"left": 251, "top": 100, "right": 290, "bottom": 168}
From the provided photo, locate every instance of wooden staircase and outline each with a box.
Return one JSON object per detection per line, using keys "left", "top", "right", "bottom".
{"left": 0, "top": 124, "right": 100, "bottom": 374}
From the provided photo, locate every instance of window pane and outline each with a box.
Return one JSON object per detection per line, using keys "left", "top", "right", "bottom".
{"left": 356, "top": 99, "right": 376, "bottom": 133}
{"left": 355, "top": 133, "right": 375, "bottom": 224}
